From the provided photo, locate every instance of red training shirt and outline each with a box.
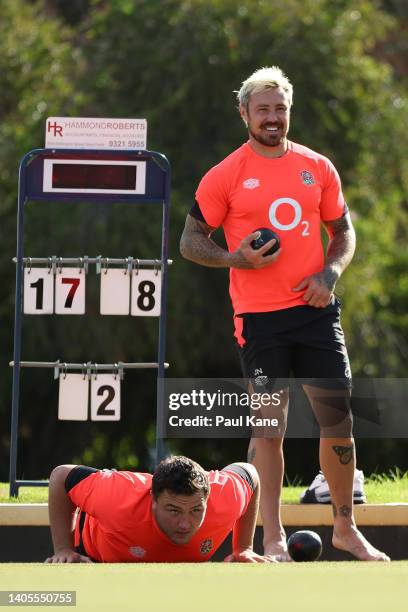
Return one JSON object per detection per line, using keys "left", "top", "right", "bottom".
{"left": 69, "top": 468, "right": 252, "bottom": 562}
{"left": 195, "top": 141, "right": 347, "bottom": 319}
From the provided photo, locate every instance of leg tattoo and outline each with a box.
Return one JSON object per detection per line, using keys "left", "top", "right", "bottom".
{"left": 247, "top": 446, "right": 256, "bottom": 463}
{"left": 339, "top": 505, "right": 352, "bottom": 518}
{"left": 332, "top": 444, "right": 354, "bottom": 465}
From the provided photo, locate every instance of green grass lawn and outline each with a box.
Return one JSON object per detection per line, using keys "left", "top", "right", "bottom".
{"left": 1, "top": 469, "right": 407, "bottom": 503}
{"left": 0, "top": 562, "right": 407, "bottom": 612}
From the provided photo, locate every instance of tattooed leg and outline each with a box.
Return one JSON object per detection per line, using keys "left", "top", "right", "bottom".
{"left": 326, "top": 439, "right": 389, "bottom": 560}
{"left": 304, "top": 385, "right": 389, "bottom": 561}
{"left": 320, "top": 436, "right": 355, "bottom": 522}
{"left": 303, "top": 385, "right": 356, "bottom": 526}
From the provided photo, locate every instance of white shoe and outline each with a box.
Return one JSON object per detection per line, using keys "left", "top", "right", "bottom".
{"left": 300, "top": 469, "right": 366, "bottom": 504}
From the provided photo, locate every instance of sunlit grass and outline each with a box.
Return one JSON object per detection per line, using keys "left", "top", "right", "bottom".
{"left": 0, "top": 562, "right": 407, "bottom": 612}
{"left": 1, "top": 468, "right": 407, "bottom": 503}
{"left": 281, "top": 468, "right": 408, "bottom": 504}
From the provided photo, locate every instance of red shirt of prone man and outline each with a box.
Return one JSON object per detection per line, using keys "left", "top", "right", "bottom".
{"left": 68, "top": 466, "right": 252, "bottom": 562}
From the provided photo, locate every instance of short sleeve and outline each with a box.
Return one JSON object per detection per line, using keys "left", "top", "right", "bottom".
{"left": 195, "top": 164, "right": 230, "bottom": 228}
{"left": 67, "top": 470, "right": 150, "bottom": 524}
{"left": 319, "top": 158, "right": 347, "bottom": 222}
{"left": 208, "top": 469, "right": 252, "bottom": 520}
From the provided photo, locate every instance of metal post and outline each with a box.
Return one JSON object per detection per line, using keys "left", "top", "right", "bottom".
{"left": 9, "top": 155, "right": 29, "bottom": 496}
{"left": 155, "top": 159, "right": 171, "bottom": 466}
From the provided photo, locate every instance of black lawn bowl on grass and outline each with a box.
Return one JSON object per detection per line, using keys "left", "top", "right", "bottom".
{"left": 287, "top": 530, "right": 323, "bottom": 562}
{"left": 250, "top": 227, "right": 280, "bottom": 256}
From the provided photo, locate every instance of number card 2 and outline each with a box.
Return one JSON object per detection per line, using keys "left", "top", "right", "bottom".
{"left": 24, "top": 268, "right": 54, "bottom": 314}
{"left": 91, "top": 374, "right": 121, "bottom": 421}
{"left": 100, "top": 269, "right": 130, "bottom": 315}
{"left": 131, "top": 270, "right": 161, "bottom": 317}
{"left": 55, "top": 268, "right": 86, "bottom": 314}
{"left": 58, "top": 374, "right": 89, "bottom": 421}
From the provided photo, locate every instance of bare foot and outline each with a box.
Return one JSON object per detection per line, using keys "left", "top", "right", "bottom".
{"left": 333, "top": 526, "right": 390, "bottom": 561}
{"left": 264, "top": 534, "right": 292, "bottom": 562}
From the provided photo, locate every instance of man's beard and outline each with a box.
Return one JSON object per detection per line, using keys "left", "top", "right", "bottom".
{"left": 248, "top": 124, "right": 285, "bottom": 148}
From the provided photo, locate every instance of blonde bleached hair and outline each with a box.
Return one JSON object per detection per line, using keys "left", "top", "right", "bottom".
{"left": 236, "top": 66, "right": 293, "bottom": 110}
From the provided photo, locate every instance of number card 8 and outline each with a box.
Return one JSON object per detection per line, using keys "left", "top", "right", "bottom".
{"left": 131, "top": 270, "right": 161, "bottom": 317}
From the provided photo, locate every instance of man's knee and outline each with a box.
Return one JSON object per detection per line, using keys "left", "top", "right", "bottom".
{"left": 320, "top": 411, "right": 353, "bottom": 438}
{"left": 251, "top": 437, "right": 284, "bottom": 450}
{"left": 304, "top": 385, "right": 353, "bottom": 437}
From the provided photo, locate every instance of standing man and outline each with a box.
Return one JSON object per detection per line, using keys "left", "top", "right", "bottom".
{"left": 45, "top": 455, "right": 271, "bottom": 563}
{"left": 180, "top": 66, "right": 389, "bottom": 562}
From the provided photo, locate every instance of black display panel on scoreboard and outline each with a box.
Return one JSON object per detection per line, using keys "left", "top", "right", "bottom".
{"left": 52, "top": 163, "right": 137, "bottom": 190}
{"left": 42, "top": 158, "right": 146, "bottom": 194}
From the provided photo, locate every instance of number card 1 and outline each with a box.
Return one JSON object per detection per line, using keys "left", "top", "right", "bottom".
{"left": 58, "top": 374, "right": 89, "bottom": 421}
{"left": 100, "top": 269, "right": 130, "bottom": 315}
{"left": 55, "top": 268, "right": 86, "bottom": 314}
{"left": 24, "top": 268, "right": 54, "bottom": 314}
{"left": 91, "top": 374, "right": 121, "bottom": 421}
{"left": 131, "top": 270, "right": 161, "bottom": 317}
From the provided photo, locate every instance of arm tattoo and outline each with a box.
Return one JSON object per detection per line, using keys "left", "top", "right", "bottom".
{"left": 179, "top": 215, "right": 229, "bottom": 268}
{"left": 332, "top": 444, "right": 354, "bottom": 465}
{"left": 180, "top": 215, "right": 256, "bottom": 269}
{"left": 323, "top": 213, "right": 356, "bottom": 282}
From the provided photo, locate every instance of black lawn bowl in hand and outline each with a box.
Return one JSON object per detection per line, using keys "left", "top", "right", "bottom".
{"left": 287, "top": 530, "right": 323, "bottom": 562}
{"left": 250, "top": 227, "right": 280, "bottom": 256}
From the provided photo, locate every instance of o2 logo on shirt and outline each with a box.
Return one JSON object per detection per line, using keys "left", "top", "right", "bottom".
{"left": 269, "top": 197, "right": 310, "bottom": 237}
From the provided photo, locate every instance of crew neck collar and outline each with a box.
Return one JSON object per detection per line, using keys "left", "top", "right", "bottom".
{"left": 245, "top": 140, "right": 293, "bottom": 160}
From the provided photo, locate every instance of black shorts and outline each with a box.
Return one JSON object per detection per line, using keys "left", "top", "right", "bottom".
{"left": 238, "top": 297, "right": 352, "bottom": 390}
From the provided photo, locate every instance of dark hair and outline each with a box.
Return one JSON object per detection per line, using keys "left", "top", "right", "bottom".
{"left": 152, "top": 456, "right": 209, "bottom": 499}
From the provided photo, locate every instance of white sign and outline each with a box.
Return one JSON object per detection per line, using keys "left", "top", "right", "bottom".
{"left": 45, "top": 117, "right": 147, "bottom": 150}
{"left": 91, "top": 375, "right": 121, "bottom": 421}
{"left": 131, "top": 269, "right": 161, "bottom": 317}
{"left": 58, "top": 374, "right": 89, "bottom": 421}
{"left": 100, "top": 269, "right": 130, "bottom": 315}
{"left": 55, "top": 268, "right": 86, "bottom": 315}
{"left": 24, "top": 268, "right": 54, "bottom": 315}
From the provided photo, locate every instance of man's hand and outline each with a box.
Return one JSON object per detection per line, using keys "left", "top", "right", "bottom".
{"left": 230, "top": 231, "right": 281, "bottom": 269}
{"left": 292, "top": 268, "right": 337, "bottom": 308}
{"left": 224, "top": 549, "right": 277, "bottom": 563}
{"left": 45, "top": 548, "right": 93, "bottom": 563}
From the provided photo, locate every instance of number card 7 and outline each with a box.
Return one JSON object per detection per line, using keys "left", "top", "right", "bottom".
{"left": 55, "top": 268, "right": 86, "bottom": 314}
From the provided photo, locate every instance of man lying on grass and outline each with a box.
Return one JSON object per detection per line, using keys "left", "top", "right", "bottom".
{"left": 45, "top": 455, "right": 274, "bottom": 563}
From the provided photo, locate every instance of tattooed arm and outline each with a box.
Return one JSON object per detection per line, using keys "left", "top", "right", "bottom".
{"left": 324, "top": 212, "right": 357, "bottom": 287}
{"left": 180, "top": 214, "right": 280, "bottom": 270}
{"left": 292, "top": 212, "right": 356, "bottom": 308}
